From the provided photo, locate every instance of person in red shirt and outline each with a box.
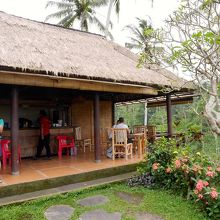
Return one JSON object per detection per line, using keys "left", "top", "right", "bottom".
{"left": 34, "top": 110, "right": 51, "bottom": 159}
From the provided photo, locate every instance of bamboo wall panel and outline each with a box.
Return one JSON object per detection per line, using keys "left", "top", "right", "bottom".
{"left": 71, "top": 100, "right": 112, "bottom": 145}
{"left": 71, "top": 100, "right": 93, "bottom": 141}
{"left": 100, "top": 101, "right": 112, "bottom": 129}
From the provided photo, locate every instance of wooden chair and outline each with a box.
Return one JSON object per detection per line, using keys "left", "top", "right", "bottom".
{"left": 74, "top": 127, "right": 92, "bottom": 152}
{"left": 100, "top": 127, "right": 111, "bottom": 155}
{"left": 56, "top": 135, "right": 75, "bottom": 159}
{"left": 1, "top": 139, "right": 21, "bottom": 169}
{"left": 112, "top": 128, "right": 132, "bottom": 160}
{"left": 133, "top": 125, "right": 147, "bottom": 139}
{"left": 147, "top": 125, "right": 156, "bottom": 143}
{"left": 133, "top": 125, "right": 148, "bottom": 154}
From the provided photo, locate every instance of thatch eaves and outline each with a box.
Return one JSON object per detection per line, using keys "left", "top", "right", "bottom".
{"left": 0, "top": 11, "right": 191, "bottom": 91}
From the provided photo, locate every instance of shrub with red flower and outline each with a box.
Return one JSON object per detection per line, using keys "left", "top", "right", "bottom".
{"left": 207, "top": 166, "right": 213, "bottom": 171}
{"left": 192, "top": 164, "right": 202, "bottom": 173}
{"left": 175, "top": 159, "right": 181, "bottom": 169}
{"left": 198, "top": 194, "right": 203, "bottom": 200}
{"left": 203, "top": 181, "right": 209, "bottom": 187}
{"left": 152, "top": 162, "right": 160, "bottom": 171}
{"left": 206, "top": 171, "right": 215, "bottom": 178}
{"left": 192, "top": 178, "right": 220, "bottom": 218}
{"left": 216, "top": 167, "right": 220, "bottom": 172}
{"left": 138, "top": 137, "right": 220, "bottom": 219}
{"left": 196, "top": 179, "right": 204, "bottom": 192}
{"left": 165, "top": 167, "right": 172, "bottom": 173}
{"left": 210, "top": 188, "right": 218, "bottom": 200}
{"left": 181, "top": 157, "right": 189, "bottom": 164}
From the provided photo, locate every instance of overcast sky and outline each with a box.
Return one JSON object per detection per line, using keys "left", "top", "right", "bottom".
{"left": 0, "top": 0, "right": 180, "bottom": 45}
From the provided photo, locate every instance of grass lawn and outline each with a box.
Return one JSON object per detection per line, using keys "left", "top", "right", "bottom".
{"left": 0, "top": 183, "right": 207, "bottom": 220}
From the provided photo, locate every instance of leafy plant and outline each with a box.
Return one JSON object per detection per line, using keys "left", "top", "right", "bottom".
{"left": 136, "top": 137, "right": 220, "bottom": 218}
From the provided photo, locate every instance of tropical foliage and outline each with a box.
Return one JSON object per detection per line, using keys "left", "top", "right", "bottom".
{"left": 138, "top": 0, "right": 220, "bottom": 136}
{"left": 46, "top": 0, "right": 112, "bottom": 37}
{"left": 115, "top": 103, "right": 145, "bottom": 129}
{"left": 125, "top": 17, "right": 154, "bottom": 52}
{"left": 137, "top": 137, "right": 220, "bottom": 219}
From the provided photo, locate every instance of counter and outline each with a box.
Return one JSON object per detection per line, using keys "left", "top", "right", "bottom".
{"left": 3, "top": 127, "right": 74, "bottom": 157}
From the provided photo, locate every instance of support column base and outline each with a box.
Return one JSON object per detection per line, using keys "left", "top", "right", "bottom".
{"left": 95, "top": 159, "right": 101, "bottom": 163}
{"left": 12, "top": 171, "right": 20, "bottom": 176}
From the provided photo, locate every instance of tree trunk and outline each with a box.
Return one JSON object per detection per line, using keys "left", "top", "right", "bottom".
{"left": 105, "top": 0, "right": 114, "bottom": 40}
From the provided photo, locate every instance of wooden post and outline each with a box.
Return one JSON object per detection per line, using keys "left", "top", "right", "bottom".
{"left": 94, "top": 93, "right": 101, "bottom": 163}
{"left": 166, "top": 94, "right": 172, "bottom": 138}
{"left": 112, "top": 102, "right": 115, "bottom": 125}
{"left": 11, "top": 86, "right": 20, "bottom": 175}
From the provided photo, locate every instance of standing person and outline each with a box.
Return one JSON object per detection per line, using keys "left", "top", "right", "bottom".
{"left": 0, "top": 118, "right": 4, "bottom": 182}
{"left": 34, "top": 110, "right": 51, "bottom": 160}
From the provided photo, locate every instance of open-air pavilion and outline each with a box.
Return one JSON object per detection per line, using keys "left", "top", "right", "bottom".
{"left": 0, "top": 11, "right": 194, "bottom": 191}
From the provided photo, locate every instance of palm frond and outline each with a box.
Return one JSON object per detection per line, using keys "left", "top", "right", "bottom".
{"left": 46, "top": 0, "right": 110, "bottom": 35}
{"left": 46, "top": 1, "right": 74, "bottom": 9}
{"left": 59, "top": 13, "right": 77, "bottom": 28}
{"left": 114, "top": 0, "right": 120, "bottom": 15}
{"left": 124, "top": 16, "right": 158, "bottom": 53}
{"left": 125, "top": 42, "right": 142, "bottom": 50}
{"left": 90, "top": 14, "right": 113, "bottom": 39}
{"left": 80, "top": 12, "right": 89, "bottom": 31}
{"left": 125, "top": 25, "right": 145, "bottom": 42}
{"left": 91, "top": 0, "right": 109, "bottom": 7}
{"left": 129, "top": 37, "right": 143, "bottom": 45}
{"left": 45, "top": 8, "right": 72, "bottom": 21}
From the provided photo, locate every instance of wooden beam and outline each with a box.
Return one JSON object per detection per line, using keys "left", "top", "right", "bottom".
{"left": 0, "top": 71, "right": 158, "bottom": 95}
{"left": 147, "top": 98, "right": 193, "bottom": 107}
{"left": 11, "top": 86, "right": 20, "bottom": 175}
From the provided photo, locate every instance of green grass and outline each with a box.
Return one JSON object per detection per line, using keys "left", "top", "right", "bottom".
{"left": 0, "top": 183, "right": 207, "bottom": 220}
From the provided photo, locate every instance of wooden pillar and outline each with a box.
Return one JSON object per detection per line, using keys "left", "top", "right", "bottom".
{"left": 112, "top": 102, "right": 115, "bottom": 125}
{"left": 11, "top": 86, "right": 20, "bottom": 175}
{"left": 166, "top": 94, "right": 172, "bottom": 138}
{"left": 94, "top": 93, "right": 101, "bottom": 163}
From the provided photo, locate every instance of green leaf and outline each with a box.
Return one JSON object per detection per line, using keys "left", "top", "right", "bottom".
{"left": 192, "top": 31, "right": 202, "bottom": 39}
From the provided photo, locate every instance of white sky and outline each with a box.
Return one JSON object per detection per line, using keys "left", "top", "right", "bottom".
{"left": 0, "top": 0, "right": 180, "bottom": 46}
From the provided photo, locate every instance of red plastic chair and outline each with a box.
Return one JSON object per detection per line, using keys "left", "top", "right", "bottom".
{"left": 1, "top": 139, "right": 21, "bottom": 169}
{"left": 56, "top": 135, "right": 75, "bottom": 159}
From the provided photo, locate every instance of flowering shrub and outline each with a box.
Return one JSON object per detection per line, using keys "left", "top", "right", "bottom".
{"left": 137, "top": 137, "right": 220, "bottom": 219}
{"left": 191, "top": 166, "right": 220, "bottom": 219}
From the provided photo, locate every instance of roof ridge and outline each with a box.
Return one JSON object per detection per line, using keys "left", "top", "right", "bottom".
{"left": 0, "top": 10, "right": 105, "bottom": 39}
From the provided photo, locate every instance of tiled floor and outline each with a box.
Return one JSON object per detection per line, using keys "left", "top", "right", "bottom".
{"left": 0, "top": 152, "right": 143, "bottom": 186}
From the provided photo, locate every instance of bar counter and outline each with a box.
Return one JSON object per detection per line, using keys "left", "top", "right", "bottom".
{"left": 3, "top": 127, "right": 74, "bottom": 157}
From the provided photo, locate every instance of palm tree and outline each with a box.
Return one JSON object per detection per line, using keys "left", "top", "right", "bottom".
{"left": 125, "top": 17, "right": 154, "bottom": 53}
{"left": 105, "top": 0, "right": 154, "bottom": 40}
{"left": 46, "top": 0, "right": 112, "bottom": 37}
{"left": 105, "top": 0, "right": 119, "bottom": 35}
{"left": 125, "top": 17, "right": 161, "bottom": 65}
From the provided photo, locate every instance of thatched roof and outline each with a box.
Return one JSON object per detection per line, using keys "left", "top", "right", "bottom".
{"left": 0, "top": 11, "right": 191, "bottom": 90}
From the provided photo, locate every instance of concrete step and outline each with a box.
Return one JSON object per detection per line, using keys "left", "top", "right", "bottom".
{"left": 0, "top": 171, "right": 136, "bottom": 206}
